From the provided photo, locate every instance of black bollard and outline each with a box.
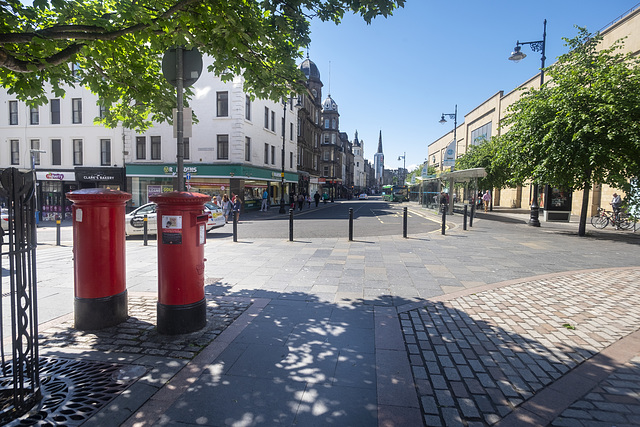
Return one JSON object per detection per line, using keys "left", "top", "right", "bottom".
{"left": 233, "top": 211, "right": 238, "bottom": 242}
{"left": 463, "top": 205, "right": 468, "bottom": 231}
{"left": 289, "top": 209, "right": 294, "bottom": 241}
{"left": 349, "top": 208, "right": 353, "bottom": 241}
{"left": 470, "top": 204, "right": 475, "bottom": 228}
{"left": 143, "top": 214, "right": 148, "bottom": 246}
{"left": 56, "top": 216, "right": 61, "bottom": 246}
{"left": 403, "top": 206, "right": 408, "bottom": 238}
{"left": 441, "top": 205, "right": 446, "bottom": 235}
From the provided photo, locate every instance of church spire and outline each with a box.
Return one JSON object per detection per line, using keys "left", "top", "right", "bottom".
{"left": 377, "top": 130, "right": 383, "bottom": 154}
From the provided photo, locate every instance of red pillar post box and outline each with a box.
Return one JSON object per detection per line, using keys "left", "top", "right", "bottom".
{"left": 149, "top": 191, "right": 210, "bottom": 335}
{"left": 66, "top": 188, "right": 132, "bottom": 330}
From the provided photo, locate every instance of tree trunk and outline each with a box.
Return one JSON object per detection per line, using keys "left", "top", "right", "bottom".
{"left": 578, "top": 174, "right": 592, "bottom": 236}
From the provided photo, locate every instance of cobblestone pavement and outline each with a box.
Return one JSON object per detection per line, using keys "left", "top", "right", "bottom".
{"left": 39, "top": 293, "right": 251, "bottom": 359}
{"left": 552, "top": 356, "right": 640, "bottom": 427}
{"left": 400, "top": 268, "right": 640, "bottom": 426}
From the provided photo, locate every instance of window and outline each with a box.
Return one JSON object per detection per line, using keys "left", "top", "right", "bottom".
{"left": 297, "top": 117, "right": 302, "bottom": 137}
{"left": 470, "top": 122, "right": 492, "bottom": 146}
{"left": 331, "top": 118, "right": 336, "bottom": 129}
{"left": 99, "top": 102, "right": 107, "bottom": 120}
{"left": 9, "top": 101, "right": 18, "bottom": 125}
{"left": 51, "top": 139, "right": 61, "bottom": 165}
{"left": 290, "top": 123, "right": 294, "bottom": 141}
{"left": 271, "top": 111, "right": 275, "bottom": 132}
{"left": 281, "top": 117, "right": 285, "bottom": 137}
{"left": 72, "top": 98, "right": 82, "bottom": 124}
{"left": 50, "top": 99, "right": 60, "bottom": 124}
{"left": 271, "top": 145, "right": 275, "bottom": 164}
{"left": 73, "top": 139, "right": 83, "bottom": 165}
{"left": 136, "top": 136, "right": 146, "bottom": 159}
{"left": 245, "top": 96, "right": 251, "bottom": 121}
{"left": 290, "top": 152, "right": 293, "bottom": 169}
{"left": 245, "top": 137, "right": 251, "bottom": 162}
{"left": 264, "top": 107, "right": 269, "bottom": 128}
{"left": 323, "top": 150, "right": 330, "bottom": 161}
{"left": 323, "top": 134, "right": 330, "bottom": 145}
{"left": 101, "top": 139, "right": 111, "bottom": 166}
{"left": 216, "top": 91, "right": 228, "bottom": 117}
{"left": 151, "top": 136, "right": 161, "bottom": 160}
{"left": 31, "top": 139, "right": 41, "bottom": 165}
{"left": 217, "top": 135, "right": 229, "bottom": 160}
{"left": 183, "top": 138, "right": 190, "bottom": 160}
{"left": 323, "top": 166, "right": 329, "bottom": 177}
{"left": 264, "top": 143, "right": 269, "bottom": 164}
{"left": 30, "top": 106, "right": 39, "bottom": 125}
{"left": 10, "top": 140, "right": 19, "bottom": 165}
{"left": 324, "top": 119, "right": 329, "bottom": 129}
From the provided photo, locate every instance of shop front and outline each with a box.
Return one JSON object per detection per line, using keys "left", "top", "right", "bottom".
{"left": 76, "top": 167, "right": 127, "bottom": 191}
{"left": 36, "top": 170, "right": 77, "bottom": 221}
{"left": 126, "top": 164, "right": 298, "bottom": 212}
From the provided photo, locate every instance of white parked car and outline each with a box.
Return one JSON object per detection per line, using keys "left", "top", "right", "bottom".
{"left": 125, "top": 202, "right": 224, "bottom": 236}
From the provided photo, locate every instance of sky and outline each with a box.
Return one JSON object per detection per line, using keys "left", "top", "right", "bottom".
{"left": 306, "top": 1, "right": 640, "bottom": 171}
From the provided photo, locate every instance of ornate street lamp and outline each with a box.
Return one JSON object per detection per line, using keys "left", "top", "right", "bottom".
{"left": 398, "top": 152, "right": 406, "bottom": 184}
{"left": 439, "top": 104, "right": 458, "bottom": 166}
{"left": 509, "top": 19, "right": 547, "bottom": 227}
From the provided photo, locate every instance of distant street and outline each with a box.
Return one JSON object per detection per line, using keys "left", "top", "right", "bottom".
{"left": 211, "top": 196, "right": 440, "bottom": 240}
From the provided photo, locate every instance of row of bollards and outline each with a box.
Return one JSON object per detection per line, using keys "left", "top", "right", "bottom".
{"left": 229, "top": 204, "right": 477, "bottom": 243}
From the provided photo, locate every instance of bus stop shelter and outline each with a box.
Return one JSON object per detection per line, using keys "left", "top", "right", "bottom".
{"left": 421, "top": 168, "right": 487, "bottom": 214}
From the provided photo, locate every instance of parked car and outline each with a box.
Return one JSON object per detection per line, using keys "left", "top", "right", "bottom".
{"left": 1, "top": 209, "right": 9, "bottom": 232}
{"left": 204, "top": 202, "right": 226, "bottom": 230}
{"left": 125, "top": 202, "right": 225, "bottom": 236}
{"left": 125, "top": 203, "right": 158, "bottom": 236}
{"left": 358, "top": 193, "right": 368, "bottom": 200}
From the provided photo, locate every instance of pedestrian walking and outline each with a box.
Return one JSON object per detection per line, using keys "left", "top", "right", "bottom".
{"left": 232, "top": 195, "right": 242, "bottom": 222}
{"left": 482, "top": 190, "right": 491, "bottom": 213}
{"left": 306, "top": 194, "right": 312, "bottom": 208}
{"left": 297, "top": 193, "right": 304, "bottom": 211}
{"left": 260, "top": 188, "right": 269, "bottom": 211}
{"left": 314, "top": 191, "right": 321, "bottom": 207}
{"left": 221, "top": 194, "right": 231, "bottom": 223}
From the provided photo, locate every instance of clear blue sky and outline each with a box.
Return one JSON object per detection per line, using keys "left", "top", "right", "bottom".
{"left": 307, "top": 1, "right": 640, "bottom": 171}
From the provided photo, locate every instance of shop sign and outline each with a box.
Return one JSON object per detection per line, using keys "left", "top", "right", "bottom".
{"left": 79, "top": 172, "right": 116, "bottom": 181}
{"left": 148, "top": 185, "right": 174, "bottom": 198}
{"left": 163, "top": 166, "right": 198, "bottom": 175}
{"left": 36, "top": 171, "right": 75, "bottom": 181}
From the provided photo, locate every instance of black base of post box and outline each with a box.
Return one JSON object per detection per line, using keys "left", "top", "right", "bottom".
{"left": 157, "top": 298, "right": 207, "bottom": 335}
{"left": 74, "top": 290, "right": 128, "bottom": 330}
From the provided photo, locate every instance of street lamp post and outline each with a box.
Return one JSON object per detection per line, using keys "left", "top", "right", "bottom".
{"left": 279, "top": 97, "right": 289, "bottom": 214}
{"left": 439, "top": 105, "right": 457, "bottom": 215}
{"left": 398, "top": 152, "right": 406, "bottom": 184}
{"left": 509, "top": 19, "right": 547, "bottom": 227}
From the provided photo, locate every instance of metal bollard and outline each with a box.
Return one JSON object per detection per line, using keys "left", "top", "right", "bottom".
{"left": 143, "top": 214, "right": 148, "bottom": 246}
{"left": 441, "top": 206, "right": 446, "bottom": 235}
{"left": 403, "top": 206, "right": 408, "bottom": 238}
{"left": 233, "top": 211, "right": 238, "bottom": 242}
{"left": 470, "top": 204, "right": 475, "bottom": 228}
{"left": 463, "top": 205, "right": 468, "bottom": 231}
{"left": 56, "top": 217, "right": 61, "bottom": 246}
{"left": 349, "top": 208, "right": 353, "bottom": 241}
{"left": 289, "top": 209, "right": 294, "bottom": 241}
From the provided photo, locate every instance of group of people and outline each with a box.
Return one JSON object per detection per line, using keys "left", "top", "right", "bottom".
{"left": 211, "top": 193, "right": 241, "bottom": 223}
{"left": 260, "top": 190, "right": 325, "bottom": 212}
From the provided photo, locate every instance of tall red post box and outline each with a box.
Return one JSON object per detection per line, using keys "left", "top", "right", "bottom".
{"left": 149, "top": 191, "right": 209, "bottom": 335}
{"left": 66, "top": 188, "right": 132, "bottom": 330}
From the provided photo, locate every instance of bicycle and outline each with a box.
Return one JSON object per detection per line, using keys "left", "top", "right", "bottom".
{"left": 590, "top": 207, "right": 634, "bottom": 230}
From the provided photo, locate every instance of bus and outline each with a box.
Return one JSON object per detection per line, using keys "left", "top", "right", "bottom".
{"left": 381, "top": 185, "right": 409, "bottom": 202}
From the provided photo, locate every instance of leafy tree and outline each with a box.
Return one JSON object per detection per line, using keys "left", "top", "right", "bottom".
{"left": 0, "top": 0, "right": 404, "bottom": 130}
{"left": 494, "top": 28, "right": 640, "bottom": 235}
{"left": 455, "top": 136, "right": 515, "bottom": 191}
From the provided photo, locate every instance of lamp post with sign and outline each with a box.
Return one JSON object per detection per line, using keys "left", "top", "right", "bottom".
{"left": 162, "top": 46, "right": 203, "bottom": 191}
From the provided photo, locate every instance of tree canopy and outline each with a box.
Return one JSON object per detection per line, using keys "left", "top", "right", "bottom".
{"left": 455, "top": 28, "right": 640, "bottom": 234}
{"left": 0, "top": 0, "right": 404, "bottom": 130}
